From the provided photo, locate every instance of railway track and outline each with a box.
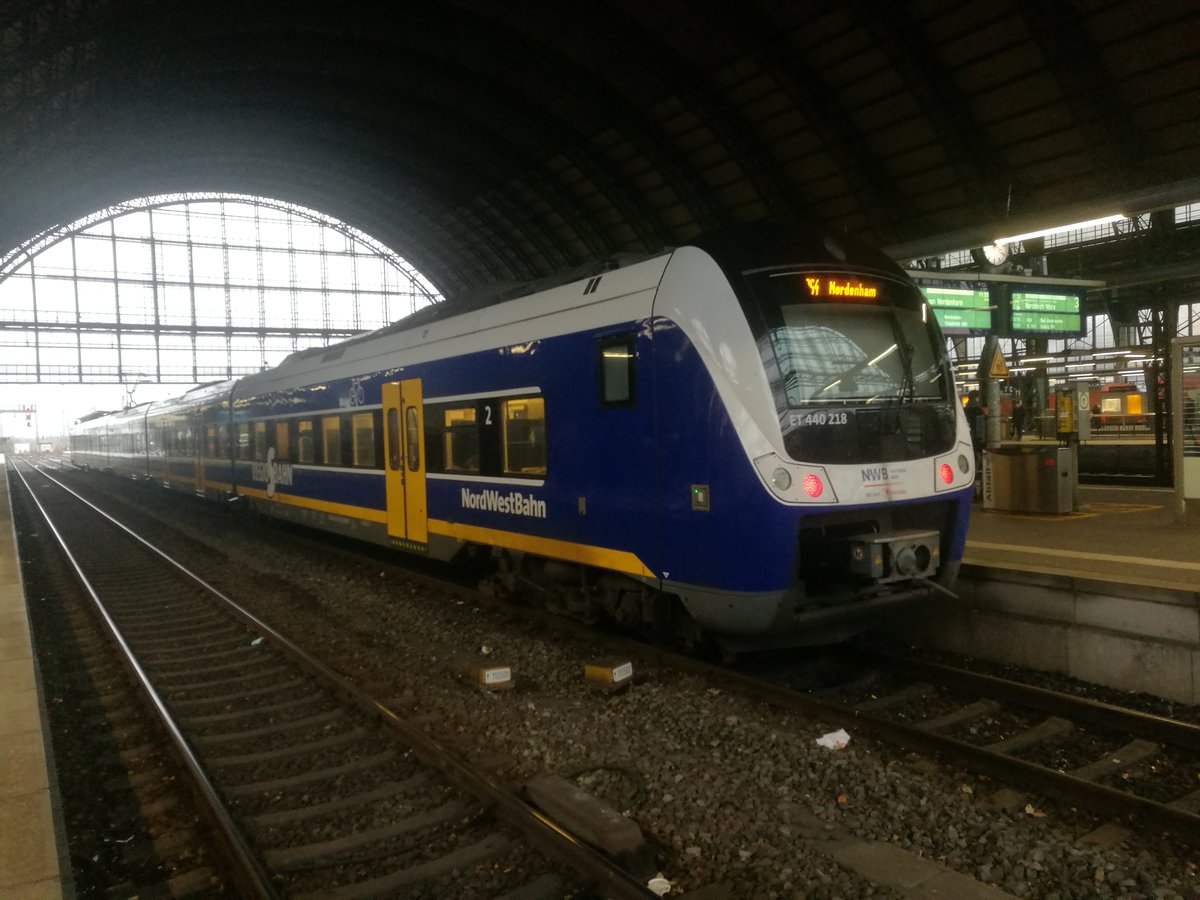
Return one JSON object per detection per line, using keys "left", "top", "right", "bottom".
{"left": 713, "top": 647, "right": 1200, "bottom": 841}
{"left": 199, "top": 476, "right": 1200, "bottom": 845}
{"left": 13, "top": 461, "right": 656, "bottom": 899}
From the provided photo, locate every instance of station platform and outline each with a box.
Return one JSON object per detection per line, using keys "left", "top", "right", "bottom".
{"left": 963, "top": 484, "right": 1197, "bottom": 592}
{"left": 0, "top": 461, "right": 67, "bottom": 897}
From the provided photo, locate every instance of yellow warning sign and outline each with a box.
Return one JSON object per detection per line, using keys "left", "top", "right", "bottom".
{"left": 988, "top": 346, "right": 1009, "bottom": 378}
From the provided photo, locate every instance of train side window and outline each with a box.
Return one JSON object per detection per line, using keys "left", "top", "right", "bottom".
{"left": 352, "top": 412, "right": 375, "bottom": 467}
{"left": 502, "top": 396, "right": 547, "bottom": 476}
{"left": 275, "top": 422, "right": 290, "bottom": 461}
{"left": 205, "top": 426, "right": 217, "bottom": 458}
{"left": 297, "top": 420, "right": 314, "bottom": 463}
{"left": 322, "top": 415, "right": 342, "bottom": 465}
{"left": 236, "top": 424, "right": 252, "bottom": 460}
{"left": 598, "top": 334, "right": 636, "bottom": 406}
{"left": 253, "top": 422, "right": 267, "bottom": 461}
{"left": 439, "top": 405, "right": 480, "bottom": 473}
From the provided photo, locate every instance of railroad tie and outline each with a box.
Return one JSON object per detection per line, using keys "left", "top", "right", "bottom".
{"left": 1069, "top": 739, "right": 1159, "bottom": 781}
{"left": 983, "top": 716, "right": 1073, "bottom": 755}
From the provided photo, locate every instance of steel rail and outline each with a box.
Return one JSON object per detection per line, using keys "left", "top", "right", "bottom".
{"left": 26, "top": 462, "right": 657, "bottom": 900}
{"left": 860, "top": 648, "right": 1200, "bottom": 750}
{"left": 11, "top": 461, "right": 280, "bottom": 900}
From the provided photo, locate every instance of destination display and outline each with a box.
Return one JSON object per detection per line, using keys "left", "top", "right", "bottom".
{"left": 917, "top": 283, "right": 992, "bottom": 332}
{"left": 1009, "top": 288, "right": 1084, "bottom": 335}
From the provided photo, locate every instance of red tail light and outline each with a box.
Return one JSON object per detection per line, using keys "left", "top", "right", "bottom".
{"left": 939, "top": 463, "right": 954, "bottom": 484}
{"left": 802, "top": 473, "right": 823, "bottom": 498}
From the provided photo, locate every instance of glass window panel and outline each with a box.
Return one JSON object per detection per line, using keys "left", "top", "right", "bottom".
{"left": 253, "top": 422, "right": 267, "bottom": 461}
{"left": 191, "top": 244, "right": 224, "bottom": 282}
{"left": 228, "top": 287, "right": 260, "bottom": 327}
{"left": 263, "top": 289, "right": 293, "bottom": 326}
{"left": 387, "top": 409, "right": 400, "bottom": 470}
{"left": 187, "top": 208, "right": 225, "bottom": 244}
{"left": 322, "top": 416, "right": 342, "bottom": 465}
{"left": 74, "top": 282, "right": 115, "bottom": 324}
{"left": 502, "top": 397, "right": 546, "bottom": 475}
{"left": 35, "top": 239, "right": 76, "bottom": 275}
{"left": 294, "top": 289, "right": 324, "bottom": 326}
{"left": 222, "top": 210, "right": 258, "bottom": 246}
{"left": 261, "top": 249, "right": 291, "bottom": 284}
{"left": 39, "top": 339, "right": 76, "bottom": 368}
{"left": 352, "top": 412, "right": 375, "bottom": 467}
{"left": 326, "top": 254, "right": 355, "bottom": 289}
{"left": 327, "top": 291, "right": 358, "bottom": 329}
{"left": 120, "top": 343, "right": 158, "bottom": 380}
{"left": 112, "top": 211, "right": 150, "bottom": 239}
{"left": 117, "top": 282, "right": 155, "bottom": 324}
{"left": 115, "top": 239, "right": 152, "bottom": 277}
{"left": 293, "top": 251, "right": 322, "bottom": 286}
{"left": 236, "top": 423, "right": 252, "bottom": 460}
{"left": 156, "top": 242, "right": 191, "bottom": 282}
{"left": 34, "top": 276, "right": 77, "bottom": 322}
{"left": 0, "top": 268, "right": 34, "bottom": 318}
{"left": 193, "top": 286, "right": 227, "bottom": 326}
{"left": 275, "top": 422, "right": 290, "bottom": 460}
{"left": 440, "top": 406, "right": 478, "bottom": 473}
{"left": 160, "top": 284, "right": 193, "bottom": 325}
{"left": 227, "top": 247, "right": 259, "bottom": 286}
{"left": 195, "top": 335, "right": 228, "bottom": 374}
{"left": 72, "top": 235, "right": 115, "bottom": 279}
{"left": 297, "top": 420, "right": 314, "bottom": 463}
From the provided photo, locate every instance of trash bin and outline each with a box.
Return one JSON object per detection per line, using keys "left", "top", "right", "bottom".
{"left": 982, "top": 446, "right": 1073, "bottom": 514}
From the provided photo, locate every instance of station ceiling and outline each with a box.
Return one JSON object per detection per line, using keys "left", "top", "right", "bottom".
{"left": 1, "top": 1, "right": 1198, "bottom": 301}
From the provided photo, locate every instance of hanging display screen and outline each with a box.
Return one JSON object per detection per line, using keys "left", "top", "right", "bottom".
{"left": 916, "top": 282, "right": 992, "bottom": 333}
{"left": 1009, "top": 288, "right": 1086, "bottom": 335}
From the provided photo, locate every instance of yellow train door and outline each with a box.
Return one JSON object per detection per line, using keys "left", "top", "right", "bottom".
{"left": 382, "top": 379, "right": 428, "bottom": 548}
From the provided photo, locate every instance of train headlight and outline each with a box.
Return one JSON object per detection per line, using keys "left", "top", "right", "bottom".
{"left": 771, "top": 467, "right": 792, "bottom": 491}
{"left": 938, "top": 463, "right": 954, "bottom": 485}
{"left": 802, "top": 473, "right": 823, "bottom": 498}
{"left": 957, "top": 454, "right": 970, "bottom": 473}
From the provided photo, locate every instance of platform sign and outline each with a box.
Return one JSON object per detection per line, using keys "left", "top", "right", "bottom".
{"left": 1009, "top": 287, "right": 1085, "bottom": 336}
{"left": 917, "top": 282, "right": 992, "bottom": 333}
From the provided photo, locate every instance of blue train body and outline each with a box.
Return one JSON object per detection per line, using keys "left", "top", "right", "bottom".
{"left": 71, "top": 227, "right": 974, "bottom": 651}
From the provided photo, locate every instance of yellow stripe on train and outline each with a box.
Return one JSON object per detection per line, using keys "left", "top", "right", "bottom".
{"left": 427, "top": 519, "right": 656, "bottom": 580}
{"left": 233, "top": 486, "right": 656, "bottom": 580}
{"left": 237, "top": 485, "right": 389, "bottom": 523}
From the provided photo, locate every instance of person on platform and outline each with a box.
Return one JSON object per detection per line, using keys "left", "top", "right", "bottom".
{"left": 965, "top": 390, "right": 984, "bottom": 452}
{"left": 1010, "top": 397, "right": 1027, "bottom": 440}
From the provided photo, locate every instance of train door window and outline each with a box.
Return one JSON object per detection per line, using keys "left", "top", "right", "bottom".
{"left": 352, "top": 412, "right": 375, "bottom": 467}
{"left": 217, "top": 423, "right": 230, "bottom": 458}
{"left": 387, "top": 409, "right": 401, "bottom": 470}
{"left": 237, "top": 424, "right": 252, "bottom": 460}
{"left": 205, "top": 426, "right": 216, "bottom": 458}
{"left": 322, "top": 415, "right": 342, "bottom": 465}
{"left": 297, "top": 420, "right": 314, "bottom": 463}
{"left": 598, "top": 334, "right": 636, "bottom": 406}
{"left": 502, "top": 396, "right": 547, "bottom": 476}
{"left": 275, "top": 422, "right": 290, "bottom": 461}
{"left": 253, "top": 422, "right": 268, "bottom": 461}
{"left": 405, "top": 406, "right": 420, "bottom": 471}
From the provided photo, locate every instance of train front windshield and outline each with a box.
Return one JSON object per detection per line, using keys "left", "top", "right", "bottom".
{"left": 746, "top": 270, "right": 958, "bottom": 464}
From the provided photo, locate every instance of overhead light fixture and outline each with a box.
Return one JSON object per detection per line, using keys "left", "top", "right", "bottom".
{"left": 995, "top": 214, "right": 1126, "bottom": 245}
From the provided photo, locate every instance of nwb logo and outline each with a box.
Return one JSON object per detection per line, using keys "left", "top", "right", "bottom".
{"left": 861, "top": 466, "right": 890, "bottom": 482}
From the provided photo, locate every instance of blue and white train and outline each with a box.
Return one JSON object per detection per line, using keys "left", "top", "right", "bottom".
{"left": 70, "top": 227, "right": 974, "bottom": 651}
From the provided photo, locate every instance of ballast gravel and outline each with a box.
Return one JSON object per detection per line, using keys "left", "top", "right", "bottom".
{"left": 84, "top": 484, "right": 1200, "bottom": 898}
